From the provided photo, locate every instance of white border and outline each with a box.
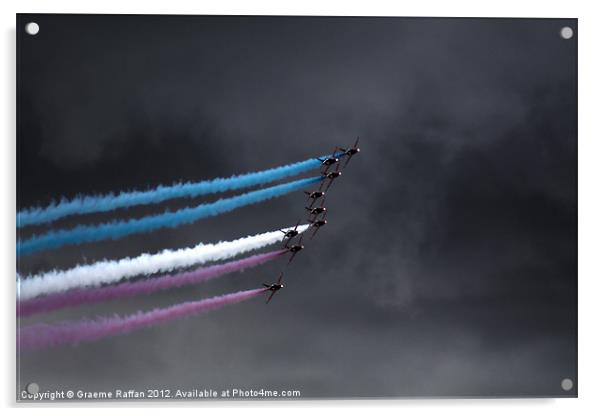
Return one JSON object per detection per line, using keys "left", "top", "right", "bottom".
{"left": 2, "top": 0, "right": 601, "bottom": 414}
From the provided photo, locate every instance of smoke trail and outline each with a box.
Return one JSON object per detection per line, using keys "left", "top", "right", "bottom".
{"left": 17, "top": 155, "right": 331, "bottom": 227}
{"left": 17, "top": 176, "right": 321, "bottom": 256}
{"left": 18, "top": 249, "right": 286, "bottom": 317}
{"left": 18, "top": 288, "right": 266, "bottom": 351}
{"left": 18, "top": 224, "right": 308, "bottom": 300}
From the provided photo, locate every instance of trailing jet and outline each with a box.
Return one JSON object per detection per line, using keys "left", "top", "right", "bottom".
{"left": 304, "top": 190, "right": 325, "bottom": 208}
{"left": 320, "top": 170, "right": 342, "bottom": 191}
{"left": 285, "top": 235, "right": 305, "bottom": 264}
{"left": 263, "top": 272, "right": 285, "bottom": 304}
{"left": 317, "top": 155, "right": 339, "bottom": 173}
{"left": 309, "top": 215, "right": 327, "bottom": 239}
{"left": 306, "top": 205, "right": 327, "bottom": 218}
{"left": 280, "top": 220, "right": 301, "bottom": 246}
{"left": 317, "top": 147, "right": 344, "bottom": 173}
{"left": 337, "top": 137, "right": 361, "bottom": 169}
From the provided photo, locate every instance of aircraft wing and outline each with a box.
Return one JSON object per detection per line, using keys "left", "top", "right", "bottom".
{"left": 266, "top": 291, "right": 276, "bottom": 304}
{"left": 342, "top": 155, "right": 352, "bottom": 169}
{"left": 288, "top": 252, "right": 297, "bottom": 264}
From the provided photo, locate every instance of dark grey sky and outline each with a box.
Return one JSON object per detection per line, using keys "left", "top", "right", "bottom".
{"left": 17, "top": 15, "right": 577, "bottom": 399}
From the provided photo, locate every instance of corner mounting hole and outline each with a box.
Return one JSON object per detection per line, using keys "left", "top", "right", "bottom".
{"left": 560, "top": 26, "right": 573, "bottom": 40}
{"left": 25, "top": 22, "right": 39, "bottom": 36}
{"left": 561, "top": 378, "right": 574, "bottom": 391}
{"left": 26, "top": 382, "right": 39, "bottom": 394}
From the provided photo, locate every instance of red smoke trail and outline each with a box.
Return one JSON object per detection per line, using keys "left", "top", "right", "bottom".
{"left": 18, "top": 249, "right": 286, "bottom": 317}
{"left": 18, "top": 288, "right": 267, "bottom": 351}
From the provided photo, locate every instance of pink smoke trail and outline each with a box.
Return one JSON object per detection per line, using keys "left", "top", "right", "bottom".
{"left": 18, "top": 288, "right": 267, "bottom": 351}
{"left": 18, "top": 249, "right": 286, "bottom": 317}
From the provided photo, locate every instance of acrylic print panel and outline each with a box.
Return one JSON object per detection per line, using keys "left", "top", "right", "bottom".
{"left": 16, "top": 14, "right": 577, "bottom": 400}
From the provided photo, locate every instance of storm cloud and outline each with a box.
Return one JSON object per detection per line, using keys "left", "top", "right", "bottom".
{"left": 17, "top": 15, "right": 577, "bottom": 399}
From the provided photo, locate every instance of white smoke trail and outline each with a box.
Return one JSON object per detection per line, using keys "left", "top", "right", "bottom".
{"left": 18, "top": 224, "right": 308, "bottom": 301}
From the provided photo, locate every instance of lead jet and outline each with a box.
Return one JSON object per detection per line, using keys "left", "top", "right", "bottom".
{"left": 337, "top": 137, "right": 361, "bottom": 169}
{"left": 263, "top": 272, "right": 285, "bottom": 304}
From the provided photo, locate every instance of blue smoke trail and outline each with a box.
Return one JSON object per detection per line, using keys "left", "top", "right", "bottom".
{"left": 17, "top": 176, "right": 322, "bottom": 256}
{"left": 17, "top": 155, "right": 334, "bottom": 227}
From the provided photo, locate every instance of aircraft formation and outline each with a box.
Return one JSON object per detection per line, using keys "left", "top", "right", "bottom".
{"left": 17, "top": 137, "right": 360, "bottom": 350}
{"left": 264, "top": 137, "right": 360, "bottom": 303}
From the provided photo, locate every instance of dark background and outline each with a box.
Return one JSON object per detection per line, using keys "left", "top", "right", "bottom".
{"left": 16, "top": 15, "right": 577, "bottom": 398}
